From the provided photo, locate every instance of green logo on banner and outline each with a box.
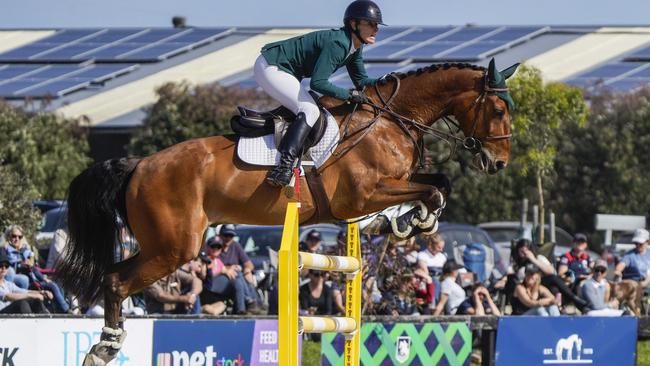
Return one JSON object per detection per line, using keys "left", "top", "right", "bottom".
{"left": 322, "top": 322, "right": 471, "bottom": 365}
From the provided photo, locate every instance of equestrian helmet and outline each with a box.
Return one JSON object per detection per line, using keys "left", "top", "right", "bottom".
{"left": 344, "top": 0, "right": 386, "bottom": 25}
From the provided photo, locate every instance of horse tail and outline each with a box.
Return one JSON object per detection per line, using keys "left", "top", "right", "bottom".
{"left": 55, "top": 157, "right": 140, "bottom": 305}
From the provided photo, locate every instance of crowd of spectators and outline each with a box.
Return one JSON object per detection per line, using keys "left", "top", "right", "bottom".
{"left": 2, "top": 218, "right": 650, "bottom": 319}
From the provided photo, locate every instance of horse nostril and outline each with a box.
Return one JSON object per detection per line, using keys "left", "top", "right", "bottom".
{"left": 495, "top": 160, "right": 507, "bottom": 170}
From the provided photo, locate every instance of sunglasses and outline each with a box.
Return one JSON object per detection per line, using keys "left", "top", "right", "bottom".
{"left": 0, "top": 263, "right": 9, "bottom": 269}
{"left": 10, "top": 235, "right": 23, "bottom": 239}
{"left": 594, "top": 268, "right": 607, "bottom": 273}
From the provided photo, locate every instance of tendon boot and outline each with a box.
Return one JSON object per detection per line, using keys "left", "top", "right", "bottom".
{"left": 266, "top": 112, "right": 312, "bottom": 187}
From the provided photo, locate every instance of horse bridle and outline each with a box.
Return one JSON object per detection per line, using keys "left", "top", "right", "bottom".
{"left": 333, "top": 71, "right": 512, "bottom": 168}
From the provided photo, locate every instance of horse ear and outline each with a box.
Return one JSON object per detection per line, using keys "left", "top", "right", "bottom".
{"left": 487, "top": 58, "right": 498, "bottom": 83}
{"left": 500, "top": 63, "right": 520, "bottom": 80}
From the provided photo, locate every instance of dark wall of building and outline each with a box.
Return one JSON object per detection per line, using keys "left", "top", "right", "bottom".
{"left": 88, "top": 127, "right": 137, "bottom": 162}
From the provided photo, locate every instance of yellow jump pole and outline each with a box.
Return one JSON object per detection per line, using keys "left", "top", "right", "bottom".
{"left": 344, "top": 221, "right": 362, "bottom": 366}
{"left": 278, "top": 202, "right": 300, "bottom": 366}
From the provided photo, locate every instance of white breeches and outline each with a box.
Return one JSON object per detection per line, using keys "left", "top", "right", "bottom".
{"left": 253, "top": 55, "right": 320, "bottom": 127}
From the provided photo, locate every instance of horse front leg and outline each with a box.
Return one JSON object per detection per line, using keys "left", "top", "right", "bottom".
{"left": 359, "top": 177, "right": 448, "bottom": 240}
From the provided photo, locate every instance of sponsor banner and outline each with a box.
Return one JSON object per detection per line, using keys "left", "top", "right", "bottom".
{"left": 495, "top": 316, "right": 637, "bottom": 366}
{"left": 0, "top": 318, "right": 153, "bottom": 366}
{"left": 321, "top": 322, "right": 472, "bottom": 366}
{"left": 152, "top": 319, "right": 297, "bottom": 366}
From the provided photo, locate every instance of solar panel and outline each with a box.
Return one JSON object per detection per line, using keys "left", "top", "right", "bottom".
{"left": 32, "top": 65, "right": 83, "bottom": 78}
{"left": 69, "top": 64, "right": 138, "bottom": 83}
{"left": 39, "top": 29, "right": 102, "bottom": 43}
{"left": 399, "top": 42, "right": 461, "bottom": 59}
{"left": 629, "top": 66, "right": 650, "bottom": 77}
{"left": 624, "top": 44, "right": 650, "bottom": 61}
{"left": 0, "top": 65, "right": 43, "bottom": 79}
{"left": 0, "top": 79, "right": 41, "bottom": 97}
{"left": 82, "top": 43, "right": 145, "bottom": 59}
{"left": 170, "top": 28, "right": 231, "bottom": 43}
{"left": 480, "top": 27, "right": 546, "bottom": 42}
{"left": 440, "top": 27, "right": 498, "bottom": 42}
{"left": 127, "top": 29, "right": 186, "bottom": 43}
{"left": 394, "top": 27, "right": 455, "bottom": 42}
{"left": 364, "top": 42, "right": 415, "bottom": 59}
{"left": 33, "top": 43, "right": 102, "bottom": 60}
{"left": 16, "top": 79, "right": 90, "bottom": 98}
{"left": 119, "top": 43, "right": 191, "bottom": 61}
{"left": 86, "top": 29, "right": 146, "bottom": 43}
{"left": 0, "top": 44, "right": 59, "bottom": 60}
{"left": 375, "top": 27, "right": 410, "bottom": 42}
{"left": 578, "top": 63, "right": 642, "bottom": 78}
{"left": 442, "top": 42, "right": 505, "bottom": 60}
{"left": 605, "top": 78, "right": 650, "bottom": 91}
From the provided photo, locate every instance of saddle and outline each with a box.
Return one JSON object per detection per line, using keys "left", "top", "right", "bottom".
{"left": 230, "top": 91, "right": 328, "bottom": 150}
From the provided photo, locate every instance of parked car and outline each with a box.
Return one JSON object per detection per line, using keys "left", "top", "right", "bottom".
{"left": 234, "top": 223, "right": 343, "bottom": 270}
{"left": 416, "top": 222, "right": 508, "bottom": 284}
{"left": 35, "top": 203, "right": 68, "bottom": 243}
{"left": 478, "top": 221, "right": 599, "bottom": 264}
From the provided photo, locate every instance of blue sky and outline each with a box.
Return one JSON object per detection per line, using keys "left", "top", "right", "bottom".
{"left": 2, "top": 0, "right": 649, "bottom": 28}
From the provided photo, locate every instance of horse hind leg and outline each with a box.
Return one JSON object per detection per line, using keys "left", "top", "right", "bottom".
{"left": 82, "top": 266, "right": 133, "bottom": 366}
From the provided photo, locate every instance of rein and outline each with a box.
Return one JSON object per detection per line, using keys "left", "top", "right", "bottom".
{"left": 331, "top": 71, "right": 511, "bottom": 170}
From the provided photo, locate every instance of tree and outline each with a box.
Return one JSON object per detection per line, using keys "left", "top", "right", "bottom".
{"left": 129, "top": 82, "right": 275, "bottom": 156}
{"left": 0, "top": 101, "right": 91, "bottom": 199}
{"left": 0, "top": 165, "right": 41, "bottom": 243}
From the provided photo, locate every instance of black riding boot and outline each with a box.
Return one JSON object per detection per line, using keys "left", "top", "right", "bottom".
{"left": 266, "top": 113, "right": 312, "bottom": 187}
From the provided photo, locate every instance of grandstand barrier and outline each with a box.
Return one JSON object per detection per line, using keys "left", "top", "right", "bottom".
{"left": 278, "top": 202, "right": 362, "bottom": 366}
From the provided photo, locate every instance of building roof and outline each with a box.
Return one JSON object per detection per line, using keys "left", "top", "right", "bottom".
{"left": 1, "top": 25, "right": 649, "bottom": 128}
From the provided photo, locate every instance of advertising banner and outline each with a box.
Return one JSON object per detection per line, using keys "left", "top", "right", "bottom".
{"left": 321, "top": 322, "right": 472, "bottom": 366}
{"left": 0, "top": 318, "right": 153, "bottom": 366}
{"left": 152, "top": 319, "right": 293, "bottom": 366}
{"left": 495, "top": 316, "right": 638, "bottom": 366}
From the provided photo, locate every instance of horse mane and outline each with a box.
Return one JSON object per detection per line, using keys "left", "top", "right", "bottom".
{"left": 378, "top": 62, "right": 486, "bottom": 85}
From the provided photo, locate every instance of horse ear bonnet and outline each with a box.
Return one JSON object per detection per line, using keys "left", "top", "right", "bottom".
{"left": 487, "top": 58, "right": 520, "bottom": 111}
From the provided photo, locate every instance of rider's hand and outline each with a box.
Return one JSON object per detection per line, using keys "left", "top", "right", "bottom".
{"left": 348, "top": 90, "right": 369, "bottom": 104}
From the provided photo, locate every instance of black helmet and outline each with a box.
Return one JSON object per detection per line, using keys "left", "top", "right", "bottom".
{"left": 344, "top": 0, "right": 386, "bottom": 26}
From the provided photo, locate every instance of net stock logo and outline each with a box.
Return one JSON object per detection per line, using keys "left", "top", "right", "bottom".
{"left": 156, "top": 345, "right": 245, "bottom": 366}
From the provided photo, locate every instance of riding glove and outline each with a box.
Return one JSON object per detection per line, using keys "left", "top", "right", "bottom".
{"left": 348, "top": 90, "right": 369, "bottom": 104}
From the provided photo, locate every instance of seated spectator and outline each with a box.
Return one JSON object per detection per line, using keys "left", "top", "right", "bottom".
{"left": 327, "top": 272, "right": 346, "bottom": 315}
{"left": 456, "top": 283, "right": 501, "bottom": 316}
{"left": 144, "top": 266, "right": 202, "bottom": 314}
{"left": 558, "top": 233, "right": 593, "bottom": 286}
{"left": 506, "top": 238, "right": 587, "bottom": 309}
{"left": 412, "top": 267, "right": 435, "bottom": 314}
{"left": 0, "top": 251, "right": 51, "bottom": 314}
{"left": 300, "top": 270, "right": 333, "bottom": 315}
{"left": 512, "top": 264, "right": 560, "bottom": 316}
{"left": 45, "top": 228, "right": 68, "bottom": 270}
{"left": 433, "top": 260, "right": 467, "bottom": 315}
{"left": 300, "top": 230, "right": 323, "bottom": 254}
{"left": 210, "top": 225, "right": 261, "bottom": 314}
{"left": 381, "top": 273, "right": 419, "bottom": 316}
{"left": 194, "top": 251, "right": 226, "bottom": 315}
{"left": 581, "top": 260, "right": 623, "bottom": 316}
{"left": 1, "top": 225, "right": 32, "bottom": 289}
{"left": 417, "top": 232, "right": 447, "bottom": 276}
{"left": 614, "top": 228, "right": 650, "bottom": 286}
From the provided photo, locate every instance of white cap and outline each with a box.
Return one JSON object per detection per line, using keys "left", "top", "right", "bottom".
{"left": 632, "top": 228, "right": 650, "bottom": 244}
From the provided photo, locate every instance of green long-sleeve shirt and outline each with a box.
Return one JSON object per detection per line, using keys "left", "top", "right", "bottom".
{"left": 261, "top": 27, "right": 377, "bottom": 100}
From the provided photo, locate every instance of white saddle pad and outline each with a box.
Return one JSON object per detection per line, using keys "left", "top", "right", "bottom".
{"left": 237, "top": 111, "right": 339, "bottom": 168}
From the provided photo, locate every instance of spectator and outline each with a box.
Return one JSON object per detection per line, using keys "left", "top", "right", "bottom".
{"left": 506, "top": 238, "right": 587, "bottom": 309}
{"left": 433, "top": 260, "right": 467, "bottom": 315}
{"left": 558, "top": 233, "right": 593, "bottom": 285}
{"left": 417, "top": 232, "right": 447, "bottom": 276}
{"left": 195, "top": 251, "right": 226, "bottom": 315}
{"left": 211, "top": 224, "right": 261, "bottom": 314}
{"left": 299, "top": 270, "right": 333, "bottom": 315}
{"left": 412, "top": 267, "right": 435, "bottom": 314}
{"left": 382, "top": 272, "right": 419, "bottom": 315}
{"left": 300, "top": 230, "right": 323, "bottom": 254}
{"left": 456, "top": 283, "right": 501, "bottom": 316}
{"left": 144, "top": 266, "right": 202, "bottom": 314}
{"left": 0, "top": 251, "right": 51, "bottom": 314}
{"left": 0, "top": 225, "right": 31, "bottom": 289}
{"left": 581, "top": 260, "right": 623, "bottom": 316}
{"left": 45, "top": 228, "right": 68, "bottom": 270}
{"left": 512, "top": 264, "right": 560, "bottom": 316}
{"left": 614, "top": 228, "right": 650, "bottom": 286}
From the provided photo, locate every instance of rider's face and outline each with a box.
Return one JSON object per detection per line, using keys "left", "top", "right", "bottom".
{"left": 354, "top": 20, "right": 379, "bottom": 45}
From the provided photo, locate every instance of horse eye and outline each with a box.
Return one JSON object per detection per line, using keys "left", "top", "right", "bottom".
{"left": 494, "top": 108, "right": 505, "bottom": 117}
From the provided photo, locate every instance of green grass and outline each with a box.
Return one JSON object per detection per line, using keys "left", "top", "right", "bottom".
{"left": 639, "top": 340, "right": 650, "bottom": 366}
{"left": 302, "top": 340, "right": 321, "bottom": 365}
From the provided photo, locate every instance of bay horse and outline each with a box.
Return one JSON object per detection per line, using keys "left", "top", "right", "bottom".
{"left": 56, "top": 58, "right": 519, "bottom": 365}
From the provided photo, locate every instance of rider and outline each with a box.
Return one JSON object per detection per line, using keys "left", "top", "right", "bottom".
{"left": 254, "top": 0, "right": 385, "bottom": 187}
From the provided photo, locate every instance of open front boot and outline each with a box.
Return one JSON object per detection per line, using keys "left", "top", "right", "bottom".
{"left": 266, "top": 112, "right": 312, "bottom": 187}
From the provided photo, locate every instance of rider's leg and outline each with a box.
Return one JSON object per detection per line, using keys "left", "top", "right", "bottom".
{"left": 253, "top": 55, "right": 320, "bottom": 186}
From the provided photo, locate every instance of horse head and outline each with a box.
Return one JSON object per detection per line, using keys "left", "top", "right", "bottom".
{"left": 450, "top": 58, "right": 519, "bottom": 174}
